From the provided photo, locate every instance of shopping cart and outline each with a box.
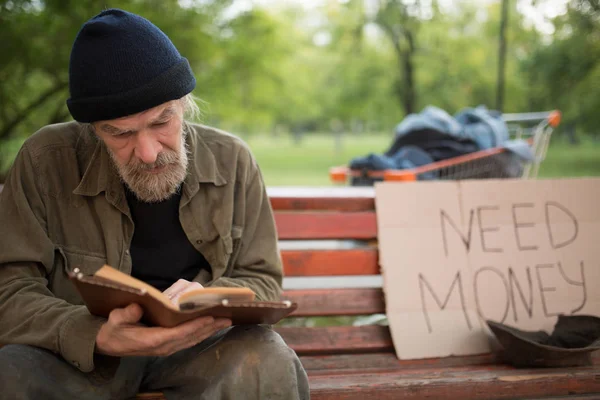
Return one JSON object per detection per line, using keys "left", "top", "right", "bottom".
{"left": 329, "top": 110, "right": 561, "bottom": 185}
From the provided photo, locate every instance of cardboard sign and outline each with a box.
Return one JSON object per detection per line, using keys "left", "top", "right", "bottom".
{"left": 375, "top": 178, "right": 600, "bottom": 360}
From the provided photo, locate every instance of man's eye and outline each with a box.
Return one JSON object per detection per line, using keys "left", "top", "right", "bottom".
{"left": 114, "top": 131, "right": 133, "bottom": 137}
{"left": 153, "top": 121, "right": 169, "bottom": 127}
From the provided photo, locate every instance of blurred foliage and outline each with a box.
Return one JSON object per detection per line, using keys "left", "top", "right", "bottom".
{"left": 522, "top": 0, "right": 600, "bottom": 134}
{"left": 0, "top": 0, "right": 598, "bottom": 175}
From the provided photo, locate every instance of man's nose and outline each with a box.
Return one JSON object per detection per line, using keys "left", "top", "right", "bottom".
{"left": 134, "top": 132, "right": 162, "bottom": 164}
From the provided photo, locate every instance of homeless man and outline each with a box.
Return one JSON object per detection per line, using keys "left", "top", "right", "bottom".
{"left": 0, "top": 8, "right": 309, "bottom": 400}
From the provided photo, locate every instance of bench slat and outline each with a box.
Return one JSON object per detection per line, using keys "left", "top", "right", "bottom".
{"left": 298, "top": 352, "right": 502, "bottom": 375}
{"left": 307, "top": 364, "right": 600, "bottom": 400}
{"left": 275, "top": 212, "right": 377, "bottom": 240}
{"left": 270, "top": 197, "right": 375, "bottom": 212}
{"left": 275, "top": 325, "right": 392, "bottom": 355}
{"left": 281, "top": 288, "right": 384, "bottom": 317}
{"left": 282, "top": 249, "right": 379, "bottom": 277}
{"left": 268, "top": 187, "right": 375, "bottom": 212}
{"left": 303, "top": 352, "right": 600, "bottom": 376}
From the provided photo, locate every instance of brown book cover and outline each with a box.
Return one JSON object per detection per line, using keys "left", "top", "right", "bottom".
{"left": 68, "top": 265, "right": 297, "bottom": 327}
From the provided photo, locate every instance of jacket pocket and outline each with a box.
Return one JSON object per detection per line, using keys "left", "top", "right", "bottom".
{"left": 51, "top": 247, "right": 107, "bottom": 304}
{"left": 59, "top": 247, "right": 107, "bottom": 275}
{"left": 223, "top": 225, "right": 244, "bottom": 277}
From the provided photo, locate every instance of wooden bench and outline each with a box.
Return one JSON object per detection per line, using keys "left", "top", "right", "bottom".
{"left": 1, "top": 184, "right": 600, "bottom": 399}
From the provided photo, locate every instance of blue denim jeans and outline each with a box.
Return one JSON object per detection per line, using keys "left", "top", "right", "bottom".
{"left": 0, "top": 325, "right": 309, "bottom": 400}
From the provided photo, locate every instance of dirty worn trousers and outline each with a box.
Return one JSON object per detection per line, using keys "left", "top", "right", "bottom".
{"left": 0, "top": 325, "right": 310, "bottom": 400}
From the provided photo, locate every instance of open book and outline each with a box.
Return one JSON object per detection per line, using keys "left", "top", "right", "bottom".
{"left": 69, "top": 265, "right": 297, "bottom": 327}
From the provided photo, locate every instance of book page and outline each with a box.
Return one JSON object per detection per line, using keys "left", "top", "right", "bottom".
{"left": 94, "top": 265, "right": 177, "bottom": 310}
{"left": 178, "top": 287, "right": 255, "bottom": 306}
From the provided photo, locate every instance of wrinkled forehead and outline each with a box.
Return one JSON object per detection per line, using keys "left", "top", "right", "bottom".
{"left": 95, "top": 100, "right": 182, "bottom": 133}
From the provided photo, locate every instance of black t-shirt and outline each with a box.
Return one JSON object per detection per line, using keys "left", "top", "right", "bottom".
{"left": 125, "top": 186, "right": 211, "bottom": 291}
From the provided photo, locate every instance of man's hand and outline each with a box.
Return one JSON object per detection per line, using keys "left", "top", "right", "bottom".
{"left": 95, "top": 303, "right": 231, "bottom": 357}
{"left": 163, "top": 279, "right": 203, "bottom": 305}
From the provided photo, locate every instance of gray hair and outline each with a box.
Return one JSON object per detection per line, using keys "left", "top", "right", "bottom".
{"left": 181, "top": 93, "right": 204, "bottom": 123}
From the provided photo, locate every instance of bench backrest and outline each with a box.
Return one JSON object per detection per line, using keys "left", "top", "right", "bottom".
{"left": 268, "top": 187, "right": 393, "bottom": 356}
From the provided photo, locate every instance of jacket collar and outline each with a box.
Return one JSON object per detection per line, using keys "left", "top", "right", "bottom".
{"left": 183, "top": 122, "right": 227, "bottom": 194}
{"left": 73, "top": 122, "right": 227, "bottom": 202}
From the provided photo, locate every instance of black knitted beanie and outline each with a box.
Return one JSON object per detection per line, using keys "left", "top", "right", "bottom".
{"left": 66, "top": 8, "right": 196, "bottom": 122}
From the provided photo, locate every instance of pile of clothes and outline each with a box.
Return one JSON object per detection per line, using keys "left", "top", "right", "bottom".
{"left": 349, "top": 105, "right": 534, "bottom": 186}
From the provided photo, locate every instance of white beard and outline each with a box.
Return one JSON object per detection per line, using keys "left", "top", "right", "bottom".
{"left": 106, "top": 134, "right": 189, "bottom": 203}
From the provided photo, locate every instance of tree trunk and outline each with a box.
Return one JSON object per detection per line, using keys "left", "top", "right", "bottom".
{"left": 383, "top": 24, "right": 417, "bottom": 116}
{"left": 496, "top": 0, "right": 509, "bottom": 111}
{"left": 401, "top": 30, "right": 416, "bottom": 115}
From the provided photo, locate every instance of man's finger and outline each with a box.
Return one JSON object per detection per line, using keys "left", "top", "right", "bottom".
{"left": 148, "top": 317, "right": 218, "bottom": 355}
{"left": 119, "top": 315, "right": 216, "bottom": 354}
{"left": 158, "top": 316, "right": 217, "bottom": 345}
{"left": 171, "top": 281, "right": 203, "bottom": 303}
{"left": 111, "top": 303, "right": 143, "bottom": 325}
{"left": 185, "top": 318, "right": 231, "bottom": 346}
{"left": 161, "top": 318, "right": 233, "bottom": 355}
{"left": 162, "top": 279, "right": 190, "bottom": 300}
{"left": 115, "top": 317, "right": 233, "bottom": 357}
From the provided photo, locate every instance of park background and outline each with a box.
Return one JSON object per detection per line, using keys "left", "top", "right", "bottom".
{"left": 0, "top": 0, "right": 598, "bottom": 185}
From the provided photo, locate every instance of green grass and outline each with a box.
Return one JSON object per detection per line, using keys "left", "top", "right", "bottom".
{"left": 242, "top": 133, "right": 600, "bottom": 186}
{"left": 539, "top": 138, "right": 600, "bottom": 178}
{"left": 245, "top": 133, "right": 391, "bottom": 186}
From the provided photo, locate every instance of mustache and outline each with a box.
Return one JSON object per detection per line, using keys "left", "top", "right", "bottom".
{"left": 127, "top": 149, "right": 179, "bottom": 171}
{"left": 102, "top": 134, "right": 190, "bottom": 203}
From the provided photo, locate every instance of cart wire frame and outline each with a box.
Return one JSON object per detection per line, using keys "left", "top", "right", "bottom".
{"left": 329, "top": 110, "right": 561, "bottom": 184}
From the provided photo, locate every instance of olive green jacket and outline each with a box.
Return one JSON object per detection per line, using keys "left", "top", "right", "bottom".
{"left": 0, "top": 121, "right": 283, "bottom": 373}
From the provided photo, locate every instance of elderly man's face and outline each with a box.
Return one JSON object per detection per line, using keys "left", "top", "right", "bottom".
{"left": 93, "top": 100, "right": 188, "bottom": 203}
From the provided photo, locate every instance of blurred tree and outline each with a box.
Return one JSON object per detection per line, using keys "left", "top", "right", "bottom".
{"left": 372, "top": 0, "right": 421, "bottom": 115}
{"left": 522, "top": 0, "right": 600, "bottom": 135}
{"left": 201, "top": 8, "right": 299, "bottom": 134}
{"left": 315, "top": 0, "right": 401, "bottom": 132}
